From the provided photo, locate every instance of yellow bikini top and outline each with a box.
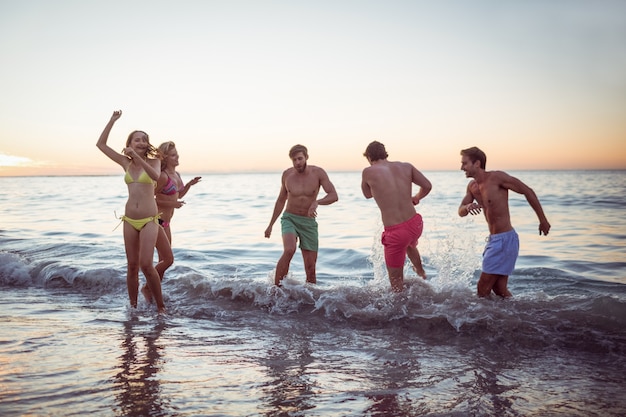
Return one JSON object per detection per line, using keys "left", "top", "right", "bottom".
{"left": 124, "top": 168, "right": 155, "bottom": 185}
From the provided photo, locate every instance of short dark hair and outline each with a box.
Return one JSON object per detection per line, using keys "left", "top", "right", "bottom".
{"left": 460, "top": 146, "right": 487, "bottom": 170}
{"left": 363, "top": 141, "right": 388, "bottom": 161}
{"left": 289, "top": 144, "right": 308, "bottom": 159}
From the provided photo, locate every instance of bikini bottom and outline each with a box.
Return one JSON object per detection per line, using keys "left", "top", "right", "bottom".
{"left": 114, "top": 214, "right": 161, "bottom": 232}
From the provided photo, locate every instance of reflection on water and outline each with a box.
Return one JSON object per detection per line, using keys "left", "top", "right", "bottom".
{"left": 259, "top": 327, "right": 317, "bottom": 415}
{"left": 113, "top": 318, "right": 169, "bottom": 417}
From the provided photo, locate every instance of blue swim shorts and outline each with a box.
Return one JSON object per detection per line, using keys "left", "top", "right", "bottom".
{"left": 281, "top": 212, "right": 319, "bottom": 251}
{"left": 482, "top": 229, "right": 519, "bottom": 276}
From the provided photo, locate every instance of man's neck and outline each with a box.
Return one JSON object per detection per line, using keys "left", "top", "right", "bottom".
{"left": 473, "top": 169, "right": 487, "bottom": 183}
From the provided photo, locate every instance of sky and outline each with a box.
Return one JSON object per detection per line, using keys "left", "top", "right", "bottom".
{"left": 0, "top": 0, "right": 625, "bottom": 176}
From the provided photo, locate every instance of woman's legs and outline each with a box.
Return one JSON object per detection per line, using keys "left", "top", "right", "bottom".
{"left": 139, "top": 222, "right": 166, "bottom": 313}
{"left": 123, "top": 223, "right": 141, "bottom": 308}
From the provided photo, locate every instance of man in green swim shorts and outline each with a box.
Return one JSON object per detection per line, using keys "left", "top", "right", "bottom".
{"left": 265, "top": 144, "right": 338, "bottom": 286}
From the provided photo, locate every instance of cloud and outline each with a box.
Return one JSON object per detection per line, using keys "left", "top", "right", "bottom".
{"left": 0, "top": 153, "right": 33, "bottom": 167}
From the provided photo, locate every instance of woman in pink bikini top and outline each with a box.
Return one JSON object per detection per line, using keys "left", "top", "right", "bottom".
{"left": 145, "top": 141, "right": 201, "bottom": 302}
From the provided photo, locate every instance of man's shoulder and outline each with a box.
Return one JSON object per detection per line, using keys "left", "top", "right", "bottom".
{"left": 308, "top": 165, "right": 329, "bottom": 176}
{"left": 400, "top": 160, "right": 417, "bottom": 171}
{"left": 486, "top": 170, "right": 512, "bottom": 182}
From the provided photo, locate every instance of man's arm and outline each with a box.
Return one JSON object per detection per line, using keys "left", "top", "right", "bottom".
{"left": 411, "top": 167, "right": 432, "bottom": 205}
{"left": 361, "top": 169, "right": 373, "bottom": 199}
{"left": 265, "top": 174, "right": 289, "bottom": 238}
{"left": 503, "top": 175, "right": 551, "bottom": 235}
{"left": 306, "top": 168, "right": 338, "bottom": 217}
{"left": 458, "top": 181, "right": 481, "bottom": 217}
{"left": 316, "top": 169, "right": 338, "bottom": 206}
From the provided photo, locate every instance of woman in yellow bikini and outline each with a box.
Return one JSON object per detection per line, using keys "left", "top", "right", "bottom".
{"left": 96, "top": 110, "right": 166, "bottom": 314}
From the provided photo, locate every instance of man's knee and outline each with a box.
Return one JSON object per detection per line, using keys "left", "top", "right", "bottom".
{"left": 493, "top": 277, "right": 511, "bottom": 298}
{"left": 281, "top": 247, "right": 297, "bottom": 261}
{"left": 478, "top": 273, "right": 508, "bottom": 297}
{"left": 477, "top": 273, "right": 495, "bottom": 297}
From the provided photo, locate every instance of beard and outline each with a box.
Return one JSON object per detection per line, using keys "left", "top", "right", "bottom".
{"left": 295, "top": 162, "right": 307, "bottom": 173}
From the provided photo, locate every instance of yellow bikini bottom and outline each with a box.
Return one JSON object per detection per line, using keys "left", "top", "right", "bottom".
{"left": 114, "top": 213, "right": 161, "bottom": 231}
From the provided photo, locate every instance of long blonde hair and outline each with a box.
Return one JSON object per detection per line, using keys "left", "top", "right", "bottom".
{"left": 123, "top": 130, "right": 158, "bottom": 159}
{"left": 158, "top": 141, "right": 177, "bottom": 171}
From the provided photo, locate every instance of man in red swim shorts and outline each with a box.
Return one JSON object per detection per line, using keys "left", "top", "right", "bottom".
{"left": 361, "top": 141, "right": 432, "bottom": 292}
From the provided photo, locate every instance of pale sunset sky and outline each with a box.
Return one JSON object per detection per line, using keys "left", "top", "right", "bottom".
{"left": 1, "top": 0, "right": 625, "bottom": 176}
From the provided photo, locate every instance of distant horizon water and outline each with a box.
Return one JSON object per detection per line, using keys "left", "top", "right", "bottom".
{"left": 1, "top": 167, "right": 625, "bottom": 179}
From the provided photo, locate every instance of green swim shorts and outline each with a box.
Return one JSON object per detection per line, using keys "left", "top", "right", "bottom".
{"left": 281, "top": 212, "right": 319, "bottom": 251}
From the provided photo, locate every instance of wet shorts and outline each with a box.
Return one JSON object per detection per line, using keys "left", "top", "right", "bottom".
{"left": 281, "top": 212, "right": 319, "bottom": 251}
{"left": 381, "top": 213, "right": 423, "bottom": 268}
{"left": 482, "top": 229, "right": 519, "bottom": 276}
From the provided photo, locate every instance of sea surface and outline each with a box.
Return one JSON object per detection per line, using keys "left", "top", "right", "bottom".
{"left": 0, "top": 170, "right": 625, "bottom": 416}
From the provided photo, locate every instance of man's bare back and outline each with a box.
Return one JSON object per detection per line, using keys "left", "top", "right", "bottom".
{"left": 361, "top": 141, "right": 432, "bottom": 291}
{"left": 362, "top": 160, "right": 429, "bottom": 226}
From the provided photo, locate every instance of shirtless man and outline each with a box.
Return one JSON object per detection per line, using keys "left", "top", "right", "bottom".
{"left": 458, "top": 146, "right": 551, "bottom": 298}
{"left": 265, "top": 144, "right": 338, "bottom": 286}
{"left": 361, "top": 141, "right": 432, "bottom": 292}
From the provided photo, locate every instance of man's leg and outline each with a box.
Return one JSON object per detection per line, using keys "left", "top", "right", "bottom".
{"left": 406, "top": 246, "right": 426, "bottom": 279}
{"left": 477, "top": 272, "right": 510, "bottom": 297}
{"left": 387, "top": 266, "right": 404, "bottom": 292}
{"left": 493, "top": 276, "right": 512, "bottom": 298}
{"left": 382, "top": 233, "right": 406, "bottom": 292}
{"left": 301, "top": 249, "right": 318, "bottom": 284}
{"left": 275, "top": 233, "right": 297, "bottom": 285}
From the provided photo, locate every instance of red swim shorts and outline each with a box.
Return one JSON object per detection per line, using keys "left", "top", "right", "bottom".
{"left": 381, "top": 213, "right": 423, "bottom": 268}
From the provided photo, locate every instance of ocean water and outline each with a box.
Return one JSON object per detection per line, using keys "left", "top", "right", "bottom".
{"left": 0, "top": 170, "right": 625, "bottom": 417}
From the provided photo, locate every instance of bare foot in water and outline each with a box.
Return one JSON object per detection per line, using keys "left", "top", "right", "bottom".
{"left": 141, "top": 284, "right": 154, "bottom": 304}
{"left": 412, "top": 265, "right": 427, "bottom": 280}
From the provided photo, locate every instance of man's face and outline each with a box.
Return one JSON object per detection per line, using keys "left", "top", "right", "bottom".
{"left": 291, "top": 152, "right": 307, "bottom": 173}
{"left": 460, "top": 155, "right": 478, "bottom": 178}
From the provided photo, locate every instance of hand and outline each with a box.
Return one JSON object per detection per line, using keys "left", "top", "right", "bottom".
{"left": 124, "top": 146, "right": 138, "bottom": 159}
{"left": 308, "top": 201, "right": 319, "bottom": 218}
{"left": 190, "top": 176, "right": 201, "bottom": 185}
{"left": 412, "top": 196, "right": 420, "bottom": 206}
{"left": 264, "top": 226, "right": 272, "bottom": 238}
{"left": 466, "top": 202, "right": 482, "bottom": 215}
{"left": 175, "top": 200, "right": 186, "bottom": 209}
{"left": 110, "top": 110, "right": 122, "bottom": 122}
{"left": 539, "top": 220, "right": 551, "bottom": 236}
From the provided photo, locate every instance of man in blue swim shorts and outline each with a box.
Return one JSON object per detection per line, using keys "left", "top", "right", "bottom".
{"left": 361, "top": 141, "right": 432, "bottom": 292}
{"left": 458, "top": 146, "right": 551, "bottom": 297}
{"left": 482, "top": 229, "right": 520, "bottom": 276}
{"left": 265, "top": 145, "right": 338, "bottom": 286}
